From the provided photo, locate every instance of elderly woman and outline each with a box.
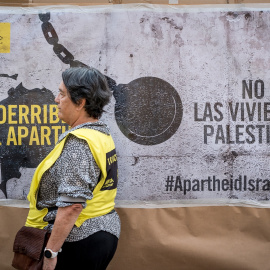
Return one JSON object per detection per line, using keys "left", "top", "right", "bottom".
{"left": 25, "top": 67, "right": 120, "bottom": 270}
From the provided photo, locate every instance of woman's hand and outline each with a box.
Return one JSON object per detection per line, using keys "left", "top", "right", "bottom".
{"left": 43, "top": 257, "right": 57, "bottom": 270}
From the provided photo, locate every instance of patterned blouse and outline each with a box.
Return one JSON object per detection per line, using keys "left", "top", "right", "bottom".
{"left": 36, "top": 121, "right": 120, "bottom": 242}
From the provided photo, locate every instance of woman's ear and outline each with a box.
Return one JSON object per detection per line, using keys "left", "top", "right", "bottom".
{"left": 76, "top": 98, "right": 86, "bottom": 111}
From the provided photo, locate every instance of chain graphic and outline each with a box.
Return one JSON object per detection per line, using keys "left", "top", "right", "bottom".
{"left": 0, "top": 74, "right": 18, "bottom": 80}
{"left": 39, "top": 12, "right": 183, "bottom": 145}
{"left": 39, "top": 13, "right": 88, "bottom": 68}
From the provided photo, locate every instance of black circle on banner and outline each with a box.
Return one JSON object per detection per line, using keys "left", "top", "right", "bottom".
{"left": 113, "top": 77, "right": 183, "bottom": 145}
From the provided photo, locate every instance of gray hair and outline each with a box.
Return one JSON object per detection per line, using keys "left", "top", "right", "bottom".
{"left": 62, "top": 67, "right": 112, "bottom": 119}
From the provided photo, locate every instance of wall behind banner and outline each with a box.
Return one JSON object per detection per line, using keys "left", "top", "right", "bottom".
{"left": 1, "top": 3, "right": 270, "bottom": 270}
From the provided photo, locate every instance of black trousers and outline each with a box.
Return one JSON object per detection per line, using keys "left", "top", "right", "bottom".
{"left": 55, "top": 231, "right": 118, "bottom": 270}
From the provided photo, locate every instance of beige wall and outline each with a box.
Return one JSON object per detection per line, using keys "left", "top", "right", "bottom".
{"left": 2, "top": 205, "right": 270, "bottom": 270}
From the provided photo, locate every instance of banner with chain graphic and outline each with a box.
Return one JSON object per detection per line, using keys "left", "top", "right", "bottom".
{"left": 0, "top": 5, "right": 270, "bottom": 207}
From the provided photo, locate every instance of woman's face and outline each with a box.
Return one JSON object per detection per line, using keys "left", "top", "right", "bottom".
{"left": 55, "top": 81, "right": 80, "bottom": 126}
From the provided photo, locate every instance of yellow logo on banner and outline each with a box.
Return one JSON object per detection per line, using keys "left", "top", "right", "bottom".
{"left": 0, "top": 23, "right": 10, "bottom": 53}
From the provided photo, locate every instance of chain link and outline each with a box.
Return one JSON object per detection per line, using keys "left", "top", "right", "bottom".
{"left": 38, "top": 12, "right": 117, "bottom": 90}
{"left": 41, "top": 22, "right": 59, "bottom": 45}
{"left": 53, "top": 44, "right": 74, "bottom": 64}
{"left": 39, "top": 13, "right": 50, "bottom": 23}
{"left": 39, "top": 12, "right": 87, "bottom": 67}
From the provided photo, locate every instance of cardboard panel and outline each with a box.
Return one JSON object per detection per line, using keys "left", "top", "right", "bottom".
{"left": 0, "top": 206, "right": 29, "bottom": 270}
{"left": 1, "top": 205, "right": 270, "bottom": 270}
{"left": 0, "top": 0, "right": 28, "bottom": 3}
{"left": 109, "top": 207, "right": 270, "bottom": 270}
{"left": 233, "top": 0, "right": 270, "bottom": 3}
{"left": 32, "top": 0, "right": 110, "bottom": 3}
{"left": 0, "top": 1, "right": 111, "bottom": 6}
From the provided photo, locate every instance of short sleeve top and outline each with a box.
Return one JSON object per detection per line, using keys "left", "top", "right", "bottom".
{"left": 36, "top": 121, "right": 120, "bottom": 242}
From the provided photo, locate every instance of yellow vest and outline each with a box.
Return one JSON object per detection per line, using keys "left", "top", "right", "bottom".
{"left": 25, "top": 128, "right": 118, "bottom": 229}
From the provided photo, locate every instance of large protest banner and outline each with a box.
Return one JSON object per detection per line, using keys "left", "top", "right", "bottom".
{"left": 0, "top": 3, "right": 270, "bottom": 269}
